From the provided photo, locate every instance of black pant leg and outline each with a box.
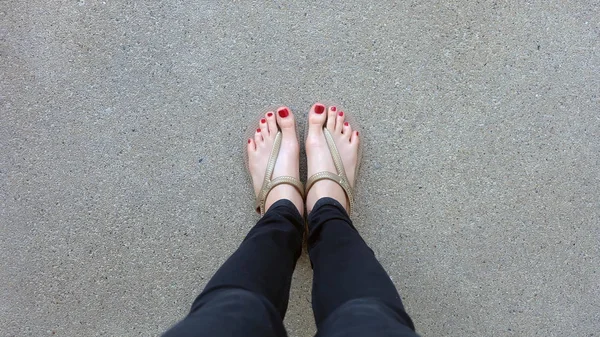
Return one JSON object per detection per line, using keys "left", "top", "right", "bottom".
{"left": 164, "top": 288, "right": 287, "bottom": 337}
{"left": 163, "top": 199, "right": 304, "bottom": 337}
{"left": 307, "top": 197, "right": 418, "bottom": 336}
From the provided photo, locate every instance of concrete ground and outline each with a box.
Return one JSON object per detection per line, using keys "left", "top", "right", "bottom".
{"left": 2, "top": 1, "right": 599, "bottom": 336}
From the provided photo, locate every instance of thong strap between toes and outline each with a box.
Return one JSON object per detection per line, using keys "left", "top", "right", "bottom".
{"left": 255, "top": 131, "right": 305, "bottom": 216}
{"left": 305, "top": 127, "right": 354, "bottom": 214}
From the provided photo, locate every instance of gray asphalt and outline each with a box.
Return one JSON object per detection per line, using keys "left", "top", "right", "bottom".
{"left": 2, "top": 1, "right": 599, "bottom": 336}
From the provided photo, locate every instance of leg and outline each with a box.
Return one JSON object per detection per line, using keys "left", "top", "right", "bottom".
{"left": 164, "top": 107, "right": 305, "bottom": 336}
{"left": 307, "top": 198, "right": 417, "bottom": 337}
{"left": 304, "top": 103, "right": 418, "bottom": 336}
{"left": 164, "top": 200, "right": 304, "bottom": 337}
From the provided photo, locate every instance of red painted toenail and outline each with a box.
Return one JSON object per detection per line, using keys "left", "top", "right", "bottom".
{"left": 267, "top": 112, "right": 273, "bottom": 117}
{"left": 315, "top": 104, "right": 325, "bottom": 114}
{"left": 248, "top": 138, "right": 252, "bottom": 143}
{"left": 331, "top": 106, "right": 337, "bottom": 112}
{"left": 257, "top": 128, "right": 261, "bottom": 133}
{"left": 339, "top": 111, "right": 344, "bottom": 117}
{"left": 344, "top": 122, "right": 349, "bottom": 126}
{"left": 356, "top": 131, "right": 359, "bottom": 136}
{"left": 278, "top": 107, "right": 289, "bottom": 118}
{"left": 260, "top": 118, "right": 266, "bottom": 124}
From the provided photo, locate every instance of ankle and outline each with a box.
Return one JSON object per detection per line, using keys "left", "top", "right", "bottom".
{"left": 265, "top": 185, "right": 304, "bottom": 215}
{"left": 305, "top": 180, "right": 347, "bottom": 215}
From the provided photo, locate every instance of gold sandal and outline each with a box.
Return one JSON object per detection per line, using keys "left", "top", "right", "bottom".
{"left": 255, "top": 130, "right": 305, "bottom": 216}
{"left": 305, "top": 127, "right": 355, "bottom": 214}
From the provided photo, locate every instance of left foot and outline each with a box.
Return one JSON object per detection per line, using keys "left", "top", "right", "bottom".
{"left": 305, "top": 103, "right": 360, "bottom": 214}
{"left": 247, "top": 107, "right": 304, "bottom": 215}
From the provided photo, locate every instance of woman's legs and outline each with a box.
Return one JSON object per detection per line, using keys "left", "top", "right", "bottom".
{"left": 164, "top": 200, "right": 304, "bottom": 337}
{"left": 164, "top": 107, "right": 304, "bottom": 337}
{"left": 307, "top": 198, "right": 417, "bottom": 337}
{"left": 305, "top": 103, "right": 418, "bottom": 337}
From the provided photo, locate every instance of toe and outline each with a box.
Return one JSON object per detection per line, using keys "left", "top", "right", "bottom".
{"left": 247, "top": 138, "right": 256, "bottom": 152}
{"left": 276, "top": 106, "right": 296, "bottom": 130}
{"left": 265, "top": 111, "right": 277, "bottom": 134}
{"left": 308, "top": 102, "right": 327, "bottom": 129}
{"left": 350, "top": 130, "right": 360, "bottom": 144}
{"left": 335, "top": 110, "right": 346, "bottom": 134}
{"left": 254, "top": 127, "right": 263, "bottom": 144}
{"left": 259, "top": 117, "right": 269, "bottom": 136}
{"left": 326, "top": 106, "right": 337, "bottom": 130}
{"left": 342, "top": 121, "right": 352, "bottom": 140}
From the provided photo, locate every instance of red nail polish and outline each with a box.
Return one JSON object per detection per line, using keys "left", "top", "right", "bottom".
{"left": 331, "top": 106, "right": 337, "bottom": 112}
{"left": 338, "top": 111, "right": 344, "bottom": 117}
{"left": 344, "top": 122, "right": 349, "bottom": 126}
{"left": 278, "top": 107, "right": 289, "bottom": 118}
{"left": 248, "top": 138, "right": 252, "bottom": 143}
{"left": 356, "top": 131, "right": 359, "bottom": 136}
{"left": 257, "top": 128, "right": 261, "bottom": 133}
{"left": 267, "top": 112, "right": 273, "bottom": 117}
{"left": 260, "top": 118, "right": 266, "bottom": 124}
{"left": 315, "top": 104, "right": 325, "bottom": 114}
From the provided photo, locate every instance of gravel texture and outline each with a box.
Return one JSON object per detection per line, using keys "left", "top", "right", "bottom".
{"left": 2, "top": 1, "right": 599, "bottom": 336}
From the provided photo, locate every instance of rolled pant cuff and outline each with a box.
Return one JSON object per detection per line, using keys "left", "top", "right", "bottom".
{"left": 307, "top": 197, "right": 355, "bottom": 232}
{"left": 263, "top": 198, "right": 305, "bottom": 231}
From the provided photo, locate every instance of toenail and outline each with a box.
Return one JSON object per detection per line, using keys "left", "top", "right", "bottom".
{"left": 331, "top": 106, "right": 337, "bottom": 112}
{"left": 344, "top": 122, "right": 349, "bottom": 126}
{"left": 267, "top": 112, "right": 273, "bottom": 117}
{"left": 356, "top": 131, "right": 359, "bottom": 136}
{"left": 257, "top": 128, "right": 261, "bottom": 133}
{"left": 260, "top": 118, "right": 266, "bottom": 124}
{"left": 278, "top": 107, "right": 289, "bottom": 118}
{"left": 339, "top": 111, "right": 344, "bottom": 117}
{"left": 315, "top": 104, "right": 325, "bottom": 114}
{"left": 248, "top": 138, "right": 252, "bottom": 143}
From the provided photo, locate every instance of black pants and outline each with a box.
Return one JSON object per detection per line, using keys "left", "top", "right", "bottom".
{"left": 164, "top": 198, "right": 418, "bottom": 337}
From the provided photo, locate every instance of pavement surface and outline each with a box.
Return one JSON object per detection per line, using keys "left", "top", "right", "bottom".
{"left": 2, "top": 1, "right": 599, "bottom": 336}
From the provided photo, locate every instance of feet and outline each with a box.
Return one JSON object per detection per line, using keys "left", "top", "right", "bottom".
{"left": 247, "top": 107, "right": 304, "bottom": 215}
{"left": 305, "top": 103, "right": 360, "bottom": 214}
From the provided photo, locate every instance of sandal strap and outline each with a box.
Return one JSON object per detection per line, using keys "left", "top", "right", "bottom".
{"left": 305, "top": 128, "right": 354, "bottom": 214}
{"left": 255, "top": 176, "right": 305, "bottom": 215}
{"left": 323, "top": 128, "right": 348, "bottom": 180}
{"left": 263, "top": 131, "right": 282, "bottom": 186}
{"left": 255, "top": 131, "right": 305, "bottom": 216}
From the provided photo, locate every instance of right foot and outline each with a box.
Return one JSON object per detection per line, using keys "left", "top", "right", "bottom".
{"left": 305, "top": 103, "right": 360, "bottom": 214}
{"left": 247, "top": 107, "right": 304, "bottom": 215}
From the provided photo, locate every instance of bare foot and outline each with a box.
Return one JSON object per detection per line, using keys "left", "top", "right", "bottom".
{"left": 305, "top": 103, "right": 360, "bottom": 214}
{"left": 247, "top": 107, "right": 304, "bottom": 215}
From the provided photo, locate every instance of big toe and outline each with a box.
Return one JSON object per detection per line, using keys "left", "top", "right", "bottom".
{"left": 308, "top": 102, "right": 327, "bottom": 128}
{"left": 276, "top": 106, "right": 296, "bottom": 129}
{"left": 276, "top": 106, "right": 299, "bottom": 142}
